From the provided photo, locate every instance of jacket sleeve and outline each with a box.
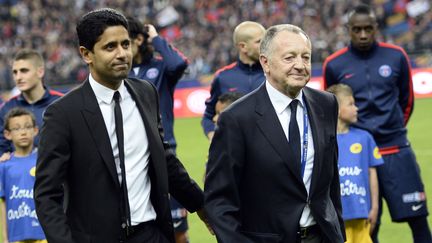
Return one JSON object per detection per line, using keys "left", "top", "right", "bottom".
{"left": 322, "top": 59, "right": 338, "bottom": 89}
{"left": 152, "top": 36, "right": 188, "bottom": 87}
{"left": 204, "top": 111, "right": 254, "bottom": 243}
{"left": 201, "top": 75, "right": 221, "bottom": 135}
{"left": 398, "top": 50, "right": 414, "bottom": 125}
{"left": 0, "top": 105, "right": 13, "bottom": 155}
{"left": 34, "top": 104, "right": 75, "bottom": 243}
{"left": 146, "top": 81, "right": 204, "bottom": 212}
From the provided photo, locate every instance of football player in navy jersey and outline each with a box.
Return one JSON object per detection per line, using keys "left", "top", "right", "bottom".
{"left": 127, "top": 17, "right": 190, "bottom": 243}
{"left": 323, "top": 4, "right": 431, "bottom": 243}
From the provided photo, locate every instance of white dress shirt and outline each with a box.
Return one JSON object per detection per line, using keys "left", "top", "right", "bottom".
{"left": 89, "top": 74, "right": 157, "bottom": 225}
{"left": 266, "top": 81, "right": 316, "bottom": 227}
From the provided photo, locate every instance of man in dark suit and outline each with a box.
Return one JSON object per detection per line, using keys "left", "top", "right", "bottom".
{"left": 34, "top": 8, "right": 208, "bottom": 243}
{"left": 204, "top": 24, "right": 345, "bottom": 243}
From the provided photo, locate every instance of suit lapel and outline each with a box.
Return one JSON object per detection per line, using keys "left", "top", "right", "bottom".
{"left": 303, "top": 87, "right": 325, "bottom": 196}
{"left": 124, "top": 80, "right": 160, "bottom": 146}
{"left": 255, "top": 85, "right": 304, "bottom": 185}
{"left": 80, "top": 80, "right": 120, "bottom": 188}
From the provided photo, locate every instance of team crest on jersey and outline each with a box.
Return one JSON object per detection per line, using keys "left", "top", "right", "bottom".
{"left": 350, "top": 143, "right": 362, "bottom": 154}
{"left": 146, "top": 68, "right": 159, "bottom": 79}
{"left": 373, "top": 147, "right": 382, "bottom": 159}
{"left": 378, "top": 65, "right": 392, "bottom": 77}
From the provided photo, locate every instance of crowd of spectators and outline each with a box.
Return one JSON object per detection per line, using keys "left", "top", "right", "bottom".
{"left": 0, "top": 0, "right": 431, "bottom": 91}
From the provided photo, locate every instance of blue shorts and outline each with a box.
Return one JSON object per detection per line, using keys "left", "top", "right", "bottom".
{"left": 378, "top": 146, "right": 428, "bottom": 221}
{"left": 170, "top": 197, "right": 188, "bottom": 232}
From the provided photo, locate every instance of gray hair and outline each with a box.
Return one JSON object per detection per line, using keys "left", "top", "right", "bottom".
{"left": 259, "top": 24, "right": 311, "bottom": 57}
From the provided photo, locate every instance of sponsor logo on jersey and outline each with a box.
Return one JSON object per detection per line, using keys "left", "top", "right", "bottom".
{"left": 344, "top": 73, "right": 354, "bottom": 79}
{"left": 412, "top": 204, "right": 424, "bottom": 211}
{"left": 146, "top": 68, "right": 159, "bottom": 79}
{"left": 379, "top": 65, "right": 392, "bottom": 77}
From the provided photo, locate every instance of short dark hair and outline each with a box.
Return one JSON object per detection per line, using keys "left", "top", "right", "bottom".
{"left": 348, "top": 4, "right": 376, "bottom": 23}
{"left": 218, "top": 92, "right": 243, "bottom": 105}
{"left": 127, "top": 17, "right": 148, "bottom": 39}
{"left": 14, "top": 49, "right": 44, "bottom": 67}
{"left": 76, "top": 8, "right": 129, "bottom": 51}
{"left": 127, "top": 16, "right": 151, "bottom": 58}
{"left": 4, "top": 107, "right": 36, "bottom": 131}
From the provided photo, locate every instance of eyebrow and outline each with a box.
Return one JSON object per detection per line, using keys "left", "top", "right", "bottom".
{"left": 12, "top": 68, "right": 30, "bottom": 73}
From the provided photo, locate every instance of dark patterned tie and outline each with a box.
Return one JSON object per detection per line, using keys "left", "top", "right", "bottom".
{"left": 289, "top": 99, "right": 301, "bottom": 166}
{"left": 113, "top": 91, "right": 131, "bottom": 228}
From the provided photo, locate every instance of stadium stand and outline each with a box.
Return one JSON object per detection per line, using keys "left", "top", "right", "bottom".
{"left": 0, "top": 0, "right": 431, "bottom": 90}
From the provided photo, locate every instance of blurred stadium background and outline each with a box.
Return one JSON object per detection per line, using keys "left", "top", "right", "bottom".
{"left": 0, "top": 0, "right": 431, "bottom": 92}
{"left": 0, "top": 0, "right": 431, "bottom": 242}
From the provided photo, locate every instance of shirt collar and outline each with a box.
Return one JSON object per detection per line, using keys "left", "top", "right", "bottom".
{"left": 266, "top": 81, "right": 304, "bottom": 115}
{"left": 89, "top": 74, "right": 127, "bottom": 104}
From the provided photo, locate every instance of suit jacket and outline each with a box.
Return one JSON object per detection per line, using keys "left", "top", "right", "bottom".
{"left": 34, "top": 78, "right": 203, "bottom": 243}
{"left": 204, "top": 84, "right": 345, "bottom": 243}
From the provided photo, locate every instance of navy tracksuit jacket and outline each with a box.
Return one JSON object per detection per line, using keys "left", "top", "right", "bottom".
{"left": 323, "top": 42, "right": 414, "bottom": 149}
{"left": 201, "top": 59, "right": 265, "bottom": 135}
{"left": 129, "top": 36, "right": 187, "bottom": 150}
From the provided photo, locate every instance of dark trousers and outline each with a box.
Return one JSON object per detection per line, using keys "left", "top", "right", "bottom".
{"left": 301, "top": 234, "right": 326, "bottom": 243}
{"left": 120, "top": 221, "right": 170, "bottom": 243}
{"left": 297, "top": 225, "right": 327, "bottom": 243}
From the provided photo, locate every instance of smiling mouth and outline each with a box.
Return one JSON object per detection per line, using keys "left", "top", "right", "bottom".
{"left": 291, "top": 74, "right": 306, "bottom": 78}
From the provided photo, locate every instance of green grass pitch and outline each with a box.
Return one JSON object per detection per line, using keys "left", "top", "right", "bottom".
{"left": 175, "top": 98, "right": 432, "bottom": 243}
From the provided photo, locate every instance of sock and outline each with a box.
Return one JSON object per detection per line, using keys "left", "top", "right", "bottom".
{"left": 408, "top": 216, "right": 432, "bottom": 243}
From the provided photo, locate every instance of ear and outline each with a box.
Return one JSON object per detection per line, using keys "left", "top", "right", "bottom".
{"left": 33, "top": 126, "right": 39, "bottom": 136}
{"left": 79, "top": 46, "right": 93, "bottom": 65}
{"left": 4, "top": 130, "right": 12, "bottom": 141}
{"left": 36, "top": 66, "right": 45, "bottom": 79}
{"left": 259, "top": 54, "right": 270, "bottom": 74}
{"left": 237, "top": 41, "right": 247, "bottom": 52}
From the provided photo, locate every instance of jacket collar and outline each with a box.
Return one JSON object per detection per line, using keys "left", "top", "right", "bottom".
{"left": 17, "top": 87, "right": 50, "bottom": 104}
{"left": 349, "top": 41, "right": 378, "bottom": 58}
{"left": 237, "top": 57, "right": 263, "bottom": 72}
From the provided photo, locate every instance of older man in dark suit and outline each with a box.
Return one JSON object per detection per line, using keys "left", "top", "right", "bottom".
{"left": 34, "top": 8, "right": 208, "bottom": 243}
{"left": 204, "top": 24, "right": 345, "bottom": 243}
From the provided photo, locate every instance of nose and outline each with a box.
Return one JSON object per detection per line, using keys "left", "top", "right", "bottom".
{"left": 117, "top": 47, "right": 127, "bottom": 59}
{"left": 293, "top": 56, "right": 305, "bottom": 70}
{"left": 359, "top": 30, "right": 368, "bottom": 39}
{"left": 115, "top": 43, "right": 130, "bottom": 59}
{"left": 13, "top": 71, "right": 22, "bottom": 82}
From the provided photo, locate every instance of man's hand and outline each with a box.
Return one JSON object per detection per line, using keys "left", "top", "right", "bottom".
{"left": 197, "top": 208, "right": 214, "bottom": 235}
{"left": 0, "top": 152, "right": 11, "bottom": 162}
{"left": 207, "top": 131, "right": 215, "bottom": 141}
{"left": 145, "top": 24, "right": 158, "bottom": 43}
